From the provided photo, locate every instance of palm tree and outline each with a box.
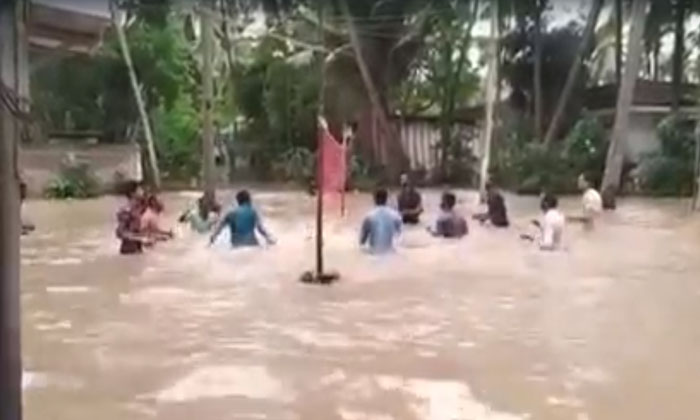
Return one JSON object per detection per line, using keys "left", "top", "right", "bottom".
{"left": 602, "top": 0, "right": 650, "bottom": 194}
{"left": 543, "top": 0, "right": 604, "bottom": 145}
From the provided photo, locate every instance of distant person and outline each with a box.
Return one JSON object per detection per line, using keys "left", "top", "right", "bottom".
{"left": 397, "top": 174, "right": 423, "bottom": 225}
{"left": 429, "top": 192, "right": 468, "bottom": 238}
{"left": 522, "top": 193, "right": 565, "bottom": 251}
{"left": 141, "top": 194, "right": 173, "bottom": 242}
{"left": 569, "top": 173, "right": 603, "bottom": 229}
{"left": 210, "top": 190, "right": 275, "bottom": 247}
{"left": 179, "top": 193, "right": 220, "bottom": 234}
{"left": 360, "top": 189, "right": 402, "bottom": 254}
{"left": 473, "top": 182, "right": 509, "bottom": 227}
{"left": 20, "top": 181, "right": 35, "bottom": 235}
{"left": 116, "top": 181, "right": 152, "bottom": 254}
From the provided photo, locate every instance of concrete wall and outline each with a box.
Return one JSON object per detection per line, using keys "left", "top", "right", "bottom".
{"left": 19, "top": 143, "right": 142, "bottom": 195}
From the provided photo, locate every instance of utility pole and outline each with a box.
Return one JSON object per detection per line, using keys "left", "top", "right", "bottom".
{"left": 0, "top": 0, "right": 24, "bottom": 418}
{"left": 111, "top": 2, "right": 161, "bottom": 188}
{"left": 201, "top": 4, "right": 216, "bottom": 196}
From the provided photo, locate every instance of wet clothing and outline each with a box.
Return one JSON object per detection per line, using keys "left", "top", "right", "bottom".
{"left": 360, "top": 205, "right": 402, "bottom": 254}
{"left": 184, "top": 208, "right": 216, "bottom": 233}
{"left": 432, "top": 210, "right": 468, "bottom": 238}
{"left": 397, "top": 188, "right": 422, "bottom": 224}
{"left": 221, "top": 204, "right": 272, "bottom": 247}
{"left": 486, "top": 192, "right": 509, "bottom": 227}
{"left": 582, "top": 188, "right": 603, "bottom": 218}
{"left": 540, "top": 209, "right": 565, "bottom": 251}
{"left": 116, "top": 204, "right": 143, "bottom": 254}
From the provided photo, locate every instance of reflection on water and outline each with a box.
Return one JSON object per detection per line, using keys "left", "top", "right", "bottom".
{"left": 20, "top": 190, "right": 700, "bottom": 420}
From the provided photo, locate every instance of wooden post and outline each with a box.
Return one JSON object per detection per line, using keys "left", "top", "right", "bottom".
{"left": 316, "top": 2, "right": 325, "bottom": 278}
{"left": 201, "top": 5, "right": 216, "bottom": 196}
{"left": 0, "top": 1, "right": 24, "bottom": 418}
{"left": 111, "top": 3, "right": 161, "bottom": 188}
{"left": 692, "top": 121, "right": 700, "bottom": 211}
{"left": 479, "top": 0, "right": 499, "bottom": 197}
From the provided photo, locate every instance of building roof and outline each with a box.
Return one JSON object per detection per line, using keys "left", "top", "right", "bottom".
{"left": 584, "top": 80, "right": 699, "bottom": 111}
{"left": 28, "top": 0, "right": 111, "bottom": 54}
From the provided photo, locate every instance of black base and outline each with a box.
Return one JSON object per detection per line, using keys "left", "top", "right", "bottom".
{"left": 299, "top": 270, "right": 341, "bottom": 285}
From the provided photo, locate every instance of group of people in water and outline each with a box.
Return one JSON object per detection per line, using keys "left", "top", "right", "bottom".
{"left": 114, "top": 172, "right": 604, "bottom": 255}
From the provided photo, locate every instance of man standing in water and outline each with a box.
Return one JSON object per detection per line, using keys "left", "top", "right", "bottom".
{"left": 429, "top": 192, "right": 468, "bottom": 238}
{"left": 360, "top": 189, "right": 402, "bottom": 254}
{"left": 570, "top": 173, "right": 602, "bottom": 229}
{"left": 473, "top": 182, "right": 509, "bottom": 227}
{"left": 20, "top": 181, "right": 35, "bottom": 235}
{"left": 397, "top": 173, "right": 423, "bottom": 225}
{"left": 179, "top": 192, "right": 221, "bottom": 234}
{"left": 116, "top": 181, "right": 151, "bottom": 254}
{"left": 210, "top": 190, "right": 275, "bottom": 247}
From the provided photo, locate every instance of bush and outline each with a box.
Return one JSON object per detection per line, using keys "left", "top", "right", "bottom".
{"left": 45, "top": 163, "right": 99, "bottom": 199}
{"left": 492, "top": 115, "right": 607, "bottom": 194}
{"left": 637, "top": 116, "right": 695, "bottom": 196}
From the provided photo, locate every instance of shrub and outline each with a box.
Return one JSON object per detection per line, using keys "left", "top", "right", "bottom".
{"left": 492, "top": 115, "right": 607, "bottom": 194}
{"left": 45, "top": 163, "right": 99, "bottom": 199}
{"left": 637, "top": 116, "right": 695, "bottom": 196}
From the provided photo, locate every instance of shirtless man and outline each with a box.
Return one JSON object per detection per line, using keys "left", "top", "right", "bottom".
{"left": 429, "top": 192, "right": 468, "bottom": 238}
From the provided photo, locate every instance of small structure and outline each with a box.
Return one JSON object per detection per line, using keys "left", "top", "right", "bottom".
{"left": 391, "top": 112, "right": 481, "bottom": 181}
{"left": 584, "top": 80, "right": 700, "bottom": 162}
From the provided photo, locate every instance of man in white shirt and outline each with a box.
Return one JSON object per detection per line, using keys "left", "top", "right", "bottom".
{"left": 539, "top": 193, "right": 565, "bottom": 251}
{"left": 521, "top": 193, "right": 565, "bottom": 251}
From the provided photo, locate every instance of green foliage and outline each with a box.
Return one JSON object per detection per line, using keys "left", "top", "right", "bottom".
{"left": 44, "top": 163, "right": 100, "bottom": 200}
{"left": 278, "top": 147, "right": 315, "bottom": 183}
{"left": 493, "top": 115, "right": 607, "bottom": 194}
{"left": 233, "top": 36, "right": 321, "bottom": 177}
{"left": 637, "top": 116, "right": 695, "bottom": 196}
{"left": 152, "top": 94, "right": 202, "bottom": 180}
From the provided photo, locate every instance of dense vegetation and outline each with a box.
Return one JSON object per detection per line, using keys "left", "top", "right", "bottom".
{"left": 30, "top": 0, "right": 700, "bottom": 196}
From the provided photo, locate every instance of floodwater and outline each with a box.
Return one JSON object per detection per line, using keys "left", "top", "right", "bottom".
{"left": 20, "top": 189, "right": 700, "bottom": 420}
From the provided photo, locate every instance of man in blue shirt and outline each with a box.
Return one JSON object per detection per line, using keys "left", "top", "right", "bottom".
{"left": 210, "top": 190, "right": 275, "bottom": 247}
{"left": 360, "top": 189, "right": 402, "bottom": 254}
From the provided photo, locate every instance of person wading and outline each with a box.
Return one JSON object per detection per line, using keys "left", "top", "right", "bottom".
{"left": 360, "top": 189, "right": 402, "bottom": 254}
{"left": 397, "top": 174, "right": 423, "bottom": 225}
{"left": 210, "top": 190, "right": 275, "bottom": 247}
{"left": 429, "top": 192, "right": 468, "bottom": 238}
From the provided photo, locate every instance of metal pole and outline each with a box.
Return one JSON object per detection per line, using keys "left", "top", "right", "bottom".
{"left": 201, "top": 4, "right": 216, "bottom": 196}
{"left": 315, "top": 1, "right": 325, "bottom": 277}
{"left": 0, "top": 0, "right": 23, "bottom": 418}
{"left": 111, "top": 2, "right": 161, "bottom": 188}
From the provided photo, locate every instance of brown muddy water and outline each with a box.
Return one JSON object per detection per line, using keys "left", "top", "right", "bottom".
{"left": 19, "top": 190, "right": 700, "bottom": 420}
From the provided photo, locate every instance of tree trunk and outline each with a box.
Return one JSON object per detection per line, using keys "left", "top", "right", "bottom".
{"left": 479, "top": 0, "right": 499, "bottom": 197}
{"left": 0, "top": 1, "right": 23, "bottom": 418}
{"left": 671, "top": 0, "right": 686, "bottom": 113}
{"left": 602, "top": 0, "right": 649, "bottom": 193}
{"left": 544, "top": 0, "right": 603, "bottom": 145}
{"left": 200, "top": 6, "right": 216, "bottom": 195}
{"left": 615, "top": 0, "right": 623, "bottom": 85}
{"left": 111, "top": 5, "right": 161, "bottom": 189}
{"left": 533, "top": 0, "right": 543, "bottom": 140}
{"left": 341, "top": 0, "right": 407, "bottom": 179}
